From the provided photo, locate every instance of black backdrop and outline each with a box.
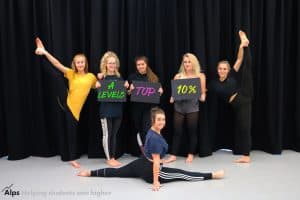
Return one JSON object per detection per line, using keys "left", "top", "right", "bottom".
{"left": 1, "top": 0, "right": 299, "bottom": 160}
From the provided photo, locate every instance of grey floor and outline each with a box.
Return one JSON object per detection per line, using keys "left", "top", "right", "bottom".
{"left": 0, "top": 150, "right": 299, "bottom": 200}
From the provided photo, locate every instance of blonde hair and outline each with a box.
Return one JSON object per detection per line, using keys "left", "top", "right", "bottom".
{"left": 100, "top": 51, "right": 121, "bottom": 77}
{"left": 71, "top": 54, "right": 89, "bottom": 73}
{"left": 178, "top": 53, "right": 201, "bottom": 75}
{"left": 135, "top": 56, "right": 159, "bottom": 83}
{"left": 150, "top": 107, "right": 165, "bottom": 125}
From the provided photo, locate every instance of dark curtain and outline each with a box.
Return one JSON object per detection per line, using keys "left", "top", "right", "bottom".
{"left": 0, "top": 0, "right": 299, "bottom": 160}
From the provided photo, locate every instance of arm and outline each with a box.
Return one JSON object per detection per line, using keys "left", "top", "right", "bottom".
{"left": 233, "top": 45, "right": 244, "bottom": 72}
{"left": 35, "top": 38, "right": 69, "bottom": 74}
{"left": 152, "top": 154, "right": 161, "bottom": 191}
{"left": 199, "top": 73, "right": 206, "bottom": 102}
{"left": 170, "top": 73, "right": 180, "bottom": 103}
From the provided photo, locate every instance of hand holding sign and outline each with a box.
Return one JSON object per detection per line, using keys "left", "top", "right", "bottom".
{"left": 171, "top": 78, "right": 201, "bottom": 101}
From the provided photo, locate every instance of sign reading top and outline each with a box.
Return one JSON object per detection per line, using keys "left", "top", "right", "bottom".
{"left": 171, "top": 78, "right": 201, "bottom": 101}
{"left": 130, "top": 81, "right": 160, "bottom": 104}
{"left": 97, "top": 80, "right": 127, "bottom": 102}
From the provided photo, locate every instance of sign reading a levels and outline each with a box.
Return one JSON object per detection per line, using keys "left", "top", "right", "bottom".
{"left": 97, "top": 80, "right": 127, "bottom": 102}
{"left": 130, "top": 81, "right": 160, "bottom": 104}
{"left": 171, "top": 78, "right": 201, "bottom": 101}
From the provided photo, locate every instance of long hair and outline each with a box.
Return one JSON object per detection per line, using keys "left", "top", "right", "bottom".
{"left": 178, "top": 53, "right": 201, "bottom": 75}
{"left": 100, "top": 51, "right": 121, "bottom": 77}
{"left": 135, "top": 56, "right": 159, "bottom": 83}
{"left": 71, "top": 53, "right": 89, "bottom": 73}
{"left": 150, "top": 107, "right": 165, "bottom": 125}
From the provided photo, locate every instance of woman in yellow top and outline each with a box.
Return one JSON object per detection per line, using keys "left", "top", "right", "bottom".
{"left": 35, "top": 38, "right": 97, "bottom": 168}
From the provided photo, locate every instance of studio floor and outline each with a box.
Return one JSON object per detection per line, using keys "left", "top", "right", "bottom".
{"left": 0, "top": 150, "right": 299, "bottom": 200}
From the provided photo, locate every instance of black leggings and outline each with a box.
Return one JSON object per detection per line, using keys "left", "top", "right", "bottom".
{"left": 130, "top": 107, "right": 151, "bottom": 142}
{"left": 90, "top": 157, "right": 212, "bottom": 183}
{"left": 100, "top": 117, "right": 122, "bottom": 159}
{"left": 171, "top": 111, "right": 199, "bottom": 155}
{"left": 61, "top": 106, "right": 79, "bottom": 161}
{"left": 231, "top": 94, "right": 252, "bottom": 156}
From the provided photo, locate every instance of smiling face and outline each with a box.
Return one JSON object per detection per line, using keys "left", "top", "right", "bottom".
{"left": 136, "top": 59, "right": 147, "bottom": 74}
{"left": 152, "top": 113, "right": 166, "bottom": 131}
{"left": 73, "top": 54, "right": 87, "bottom": 73}
{"left": 106, "top": 56, "right": 117, "bottom": 74}
{"left": 183, "top": 56, "right": 193, "bottom": 73}
{"left": 217, "top": 61, "right": 230, "bottom": 80}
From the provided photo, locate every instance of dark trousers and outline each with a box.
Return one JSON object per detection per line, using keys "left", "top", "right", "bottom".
{"left": 90, "top": 157, "right": 212, "bottom": 183}
{"left": 231, "top": 94, "right": 252, "bottom": 155}
{"left": 100, "top": 117, "right": 122, "bottom": 159}
{"left": 61, "top": 106, "right": 79, "bottom": 161}
{"left": 171, "top": 111, "right": 199, "bottom": 155}
{"left": 130, "top": 107, "right": 151, "bottom": 142}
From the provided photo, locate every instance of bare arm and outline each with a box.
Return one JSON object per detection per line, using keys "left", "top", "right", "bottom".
{"left": 35, "top": 38, "right": 69, "bottom": 74}
{"left": 199, "top": 73, "right": 206, "bottom": 102}
{"left": 233, "top": 45, "right": 244, "bottom": 72}
{"left": 152, "top": 154, "right": 161, "bottom": 191}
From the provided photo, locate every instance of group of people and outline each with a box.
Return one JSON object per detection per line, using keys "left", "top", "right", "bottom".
{"left": 35, "top": 30, "right": 253, "bottom": 191}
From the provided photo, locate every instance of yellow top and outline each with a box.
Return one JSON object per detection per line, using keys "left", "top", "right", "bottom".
{"left": 64, "top": 69, "right": 97, "bottom": 121}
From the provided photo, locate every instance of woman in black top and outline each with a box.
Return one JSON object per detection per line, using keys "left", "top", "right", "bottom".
{"left": 212, "top": 30, "right": 253, "bottom": 163}
{"left": 97, "top": 51, "right": 129, "bottom": 167}
{"left": 78, "top": 107, "right": 224, "bottom": 191}
{"left": 127, "top": 56, "right": 163, "bottom": 142}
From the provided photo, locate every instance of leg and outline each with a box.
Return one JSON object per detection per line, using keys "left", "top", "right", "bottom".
{"left": 141, "top": 109, "right": 151, "bottom": 142}
{"left": 186, "top": 112, "right": 199, "bottom": 163}
{"left": 158, "top": 167, "right": 223, "bottom": 183}
{"left": 78, "top": 158, "right": 151, "bottom": 178}
{"left": 110, "top": 117, "right": 122, "bottom": 165}
{"left": 232, "top": 95, "right": 252, "bottom": 163}
{"left": 164, "top": 111, "right": 185, "bottom": 163}
{"left": 63, "top": 107, "right": 80, "bottom": 168}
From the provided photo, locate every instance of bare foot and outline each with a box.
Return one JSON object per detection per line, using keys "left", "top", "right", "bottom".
{"left": 185, "top": 154, "right": 194, "bottom": 163}
{"left": 234, "top": 155, "right": 250, "bottom": 163}
{"left": 212, "top": 170, "right": 225, "bottom": 179}
{"left": 164, "top": 155, "right": 177, "bottom": 163}
{"left": 70, "top": 160, "right": 81, "bottom": 168}
{"left": 112, "top": 158, "right": 122, "bottom": 166}
{"left": 239, "top": 30, "right": 249, "bottom": 47}
{"left": 77, "top": 170, "right": 91, "bottom": 177}
{"left": 106, "top": 159, "right": 121, "bottom": 167}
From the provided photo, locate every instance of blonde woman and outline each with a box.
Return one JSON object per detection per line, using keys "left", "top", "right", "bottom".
{"left": 97, "top": 51, "right": 129, "bottom": 167}
{"left": 165, "top": 53, "right": 206, "bottom": 163}
{"left": 35, "top": 38, "right": 97, "bottom": 168}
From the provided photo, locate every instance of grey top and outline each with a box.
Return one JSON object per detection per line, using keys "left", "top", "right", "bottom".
{"left": 174, "top": 98, "right": 199, "bottom": 114}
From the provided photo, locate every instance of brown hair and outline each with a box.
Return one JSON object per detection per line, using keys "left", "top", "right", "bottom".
{"left": 150, "top": 107, "right": 165, "bottom": 125}
{"left": 135, "top": 56, "right": 159, "bottom": 83}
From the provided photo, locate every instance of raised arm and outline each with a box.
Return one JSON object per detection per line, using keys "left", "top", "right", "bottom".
{"left": 35, "top": 37, "right": 69, "bottom": 74}
{"left": 152, "top": 154, "right": 161, "bottom": 191}
{"left": 233, "top": 30, "right": 249, "bottom": 72}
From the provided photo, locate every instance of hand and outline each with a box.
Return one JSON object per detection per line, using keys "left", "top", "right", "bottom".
{"left": 170, "top": 96, "right": 174, "bottom": 103}
{"left": 95, "top": 81, "right": 101, "bottom": 88}
{"left": 199, "top": 93, "right": 206, "bottom": 102}
{"left": 124, "top": 81, "right": 129, "bottom": 89}
{"left": 158, "top": 87, "right": 163, "bottom": 96}
{"left": 97, "top": 73, "right": 104, "bottom": 80}
{"left": 152, "top": 181, "right": 161, "bottom": 191}
{"left": 130, "top": 84, "right": 135, "bottom": 91}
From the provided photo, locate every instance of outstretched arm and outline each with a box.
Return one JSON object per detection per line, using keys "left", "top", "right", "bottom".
{"left": 233, "top": 30, "right": 249, "bottom": 72}
{"left": 152, "top": 154, "right": 161, "bottom": 191}
{"left": 35, "top": 38, "right": 69, "bottom": 74}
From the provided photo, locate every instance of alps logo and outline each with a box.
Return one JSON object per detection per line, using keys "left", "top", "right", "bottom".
{"left": 1, "top": 184, "right": 20, "bottom": 197}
